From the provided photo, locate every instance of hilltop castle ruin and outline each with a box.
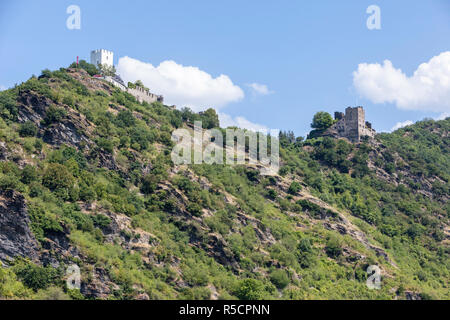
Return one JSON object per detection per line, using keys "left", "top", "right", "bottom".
{"left": 325, "top": 106, "right": 375, "bottom": 142}
{"left": 90, "top": 49, "right": 163, "bottom": 104}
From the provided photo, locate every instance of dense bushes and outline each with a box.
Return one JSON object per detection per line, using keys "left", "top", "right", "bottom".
{"left": 42, "top": 163, "right": 74, "bottom": 191}
{"left": 234, "top": 279, "right": 266, "bottom": 300}
{"left": 0, "top": 90, "right": 18, "bottom": 120}
{"left": 288, "top": 181, "right": 302, "bottom": 195}
{"left": 325, "top": 236, "right": 343, "bottom": 258}
{"left": 13, "top": 261, "right": 60, "bottom": 292}
{"left": 269, "top": 269, "right": 290, "bottom": 289}
{"left": 42, "top": 106, "right": 67, "bottom": 125}
{"left": 19, "top": 121, "right": 37, "bottom": 137}
{"left": 69, "top": 60, "right": 99, "bottom": 76}
{"left": 0, "top": 263, "right": 32, "bottom": 298}
{"left": 1, "top": 67, "right": 448, "bottom": 300}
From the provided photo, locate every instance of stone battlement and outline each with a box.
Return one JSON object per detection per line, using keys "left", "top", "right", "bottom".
{"left": 326, "top": 106, "right": 375, "bottom": 142}
{"left": 100, "top": 75, "right": 164, "bottom": 104}
{"left": 128, "top": 85, "right": 164, "bottom": 104}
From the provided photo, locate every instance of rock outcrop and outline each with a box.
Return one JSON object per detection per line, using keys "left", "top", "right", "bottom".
{"left": 0, "top": 190, "right": 40, "bottom": 263}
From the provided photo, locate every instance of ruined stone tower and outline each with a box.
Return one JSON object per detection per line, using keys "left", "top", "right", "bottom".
{"left": 326, "top": 106, "right": 375, "bottom": 142}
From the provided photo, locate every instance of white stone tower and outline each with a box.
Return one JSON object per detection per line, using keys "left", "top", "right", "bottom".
{"left": 90, "top": 49, "right": 114, "bottom": 68}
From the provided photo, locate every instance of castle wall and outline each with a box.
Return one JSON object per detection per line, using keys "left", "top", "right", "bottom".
{"left": 103, "top": 76, "right": 127, "bottom": 92}
{"left": 128, "top": 86, "right": 164, "bottom": 104}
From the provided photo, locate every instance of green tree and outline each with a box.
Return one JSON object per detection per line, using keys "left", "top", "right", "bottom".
{"left": 325, "top": 236, "right": 343, "bottom": 258}
{"left": 98, "top": 64, "right": 116, "bottom": 77}
{"left": 21, "top": 165, "right": 38, "bottom": 184}
{"left": 0, "top": 90, "right": 18, "bottom": 120}
{"left": 19, "top": 121, "right": 38, "bottom": 137}
{"left": 201, "top": 108, "right": 220, "bottom": 129}
{"left": 134, "top": 80, "right": 144, "bottom": 88}
{"left": 42, "top": 106, "right": 67, "bottom": 125}
{"left": 288, "top": 181, "right": 302, "bottom": 195}
{"left": 0, "top": 263, "right": 32, "bottom": 298}
{"left": 269, "top": 269, "right": 290, "bottom": 289}
{"left": 311, "top": 111, "right": 334, "bottom": 130}
{"left": 13, "top": 261, "right": 59, "bottom": 292}
{"left": 42, "top": 163, "right": 74, "bottom": 191}
{"left": 69, "top": 60, "right": 99, "bottom": 76}
{"left": 115, "top": 110, "right": 136, "bottom": 128}
{"left": 140, "top": 174, "right": 160, "bottom": 195}
{"left": 235, "top": 278, "right": 265, "bottom": 300}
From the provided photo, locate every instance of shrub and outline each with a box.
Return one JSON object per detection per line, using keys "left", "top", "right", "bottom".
{"left": 63, "top": 95, "right": 75, "bottom": 107}
{"left": 34, "top": 139, "right": 43, "bottom": 152}
{"left": 29, "top": 182, "right": 43, "bottom": 197}
{"left": 40, "top": 69, "right": 52, "bottom": 79}
{"left": 14, "top": 261, "right": 59, "bottom": 292}
{"left": 325, "top": 236, "right": 343, "bottom": 258}
{"left": 0, "top": 175, "right": 21, "bottom": 191}
{"left": 140, "top": 174, "right": 159, "bottom": 195}
{"left": 35, "top": 286, "right": 71, "bottom": 300}
{"left": 269, "top": 269, "right": 290, "bottom": 289}
{"left": 0, "top": 263, "right": 32, "bottom": 298}
{"left": 288, "top": 181, "right": 302, "bottom": 195}
{"left": 96, "top": 138, "right": 114, "bottom": 153}
{"left": 79, "top": 183, "right": 96, "bottom": 202}
{"left": 21, "top": 165, "right": 38, "bottom": 184}
{"left": 42, "top": 163, "right": 74, "bottom": 191}
{"left": 186, "top": 202, "right": 203, "bottom": 217}
{"left": 92, "top": 214, "right": 111, "bottom": 228}
{"left": 69, "top": 60, "right": 98, "bottom": 76}
{"left": 235, "top": 278, "right": 265, "bottom": 300}
{"left": 115, "top": 110, "right": 135, "bottom": 128}
{"left": 406, "top": 224, "right": 424, "bottom": 240}
{"left": 28, "top": 204, "right": 63, "bottom": 241}
{"left": 42, "top": 106, "right": 67, "bottom": 125}
{"left": 19, "top": 121, "right": 38, "bottom": 137}
{"left": 267, "top": 189, "right": 277, "bottom": 200}
{"left": 0, "top": 90, "right": 18, "bottom": 120}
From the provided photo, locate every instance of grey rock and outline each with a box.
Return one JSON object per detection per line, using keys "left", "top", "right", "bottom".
{"left": 0, "top": 190, "right": 40, "bottom": 263}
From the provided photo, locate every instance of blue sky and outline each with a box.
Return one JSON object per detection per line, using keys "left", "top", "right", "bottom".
{"left": 0, "top": 0, "right": 449, "bottom": 136}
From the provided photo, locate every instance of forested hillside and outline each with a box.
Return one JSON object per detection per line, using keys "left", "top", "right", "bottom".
{"left": 0, "top": 64, "right": 448, "bottom": 300}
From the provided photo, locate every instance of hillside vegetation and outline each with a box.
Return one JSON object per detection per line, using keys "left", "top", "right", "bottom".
{"left": 0, "top": 65, "right": 448, "bottom": 300}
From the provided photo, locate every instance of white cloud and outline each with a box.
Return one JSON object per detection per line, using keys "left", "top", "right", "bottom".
{"left": 391, "top": 120, "right": 413, "bottom": 132}
{"left": 247, "top": 83, "right": 274, "bottom": 96}
{"left": 436, "top": 112, "right": 449, "bottom": 120}
{"left": 218, "top": 113, "right": 269, "bottom": 132}
{"left": 0, "top": 85, "right": 6, "bottom": 91}
{"left": 353, "top": 51, "right": 450, "bottom": 113}
{"left": 116, "top": 56, "right": 244, "bottom": 111}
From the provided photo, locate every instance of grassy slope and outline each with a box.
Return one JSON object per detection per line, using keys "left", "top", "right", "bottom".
{"left": 0, "top": 66, "right": 448, "bottom": 300}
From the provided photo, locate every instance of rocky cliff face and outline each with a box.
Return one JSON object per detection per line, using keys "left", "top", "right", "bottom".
{"left": 0, "top": 190, "right": 40, "bottom": 263}
{"left": 17, "top": 89, "right": 92, "bottom": 148}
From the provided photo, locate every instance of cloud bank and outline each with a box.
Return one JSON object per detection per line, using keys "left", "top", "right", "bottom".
{"left": 436, "top": 112, "right": 449, "bottom": 120}
{"left": 117, "top": 56, "right": 244, "bottom": 112}
{"left": 353, "top": 51, "right": 450, "bottom": 114}
{"left": 391, "top": 120, "right": 413, "bottom": 132}
{"left": 247, "top": 83, "right": 274, "bottom": 96}
{"left": 218, "top": 113, "right": 269, "bottom": 132}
